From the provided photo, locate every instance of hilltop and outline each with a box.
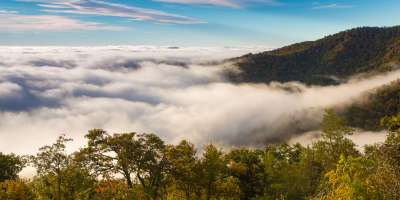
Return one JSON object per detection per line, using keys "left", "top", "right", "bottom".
{"left": 228, "top": 26, "right": 400, "bottom": 85}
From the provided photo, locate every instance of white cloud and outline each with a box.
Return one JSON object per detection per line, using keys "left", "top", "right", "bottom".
{"left": 154, "top": 0, "right": 241, "bottom": 8}
{"left": 0, "top": 13, "right": 125, "bottom": 32}
{"left": 20, "top": 0, "right": 203, "bottom": 24}
{"left": 312, "top": 3, "right": 353, "bottom": 9}
{"left": 289, "top": 130, "right": 387, "bottom": 151}
{"left": 37, "top": 4, "right": 71, "bottom": 9}
{"left": 154, "top": 0, "right": 279, "bottom": 8}
{"left": 0, "top": 46, "right": 396, "bottom": 156}
{"left": 0, "top": 10, "right": 19, "bottom": 14}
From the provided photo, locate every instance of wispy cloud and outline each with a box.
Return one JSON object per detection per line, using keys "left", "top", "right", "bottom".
{"left": 153, "top": 0, "right": 279, "bottom": 8}
{"left": 37, "top": 4, "right": 70, "bottom": 9}
{"left": 0, "top": 10, "right": 19, "bottom": 14}
{"left": 312, "top": 3, "right": 353, "bottom": 10}
{"left": 20, "top": 0, "right": 203, "bottom": 24}
{"left": 0, "top": 12, "right": 125, "bottom": 32}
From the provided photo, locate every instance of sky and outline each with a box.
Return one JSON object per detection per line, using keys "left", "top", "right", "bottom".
{"left": 0, "top": 0, "right": 399, "bottom": 46}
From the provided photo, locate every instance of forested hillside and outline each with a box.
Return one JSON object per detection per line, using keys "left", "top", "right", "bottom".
{"left": 228, "top": 26, "right": 400, "bottom": 85}
{"left": 225, "top": 26, "right": 400, "bottom": 134}
{"left": 342, "top": 80, "right": 400, "bottom": 131}
{"left": 1, "top": 111, "right": 400, "bottom": 199}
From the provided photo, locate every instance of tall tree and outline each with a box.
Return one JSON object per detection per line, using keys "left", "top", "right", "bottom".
{"left": 313, "top": 109, "right": 359, "bottom": 170}
{"left": 30, "top": 135, "right": 72, "bottom": 200}
{"left": 165, "top": 140, "right": 201, "bottom": 199}
{"left": 200, "top": 144, "right": 229, "bottom": 200}
{"left": 226, "top": 148, "right": 264, "bottom": 200}
{"left": 79, "top": 129, "right": 168, "bottom": 199}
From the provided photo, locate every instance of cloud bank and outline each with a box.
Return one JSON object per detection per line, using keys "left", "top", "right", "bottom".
{"left": 0, "top": 46, "right": 397, "bottom": 155}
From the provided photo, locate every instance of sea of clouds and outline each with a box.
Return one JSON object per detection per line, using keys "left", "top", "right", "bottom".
{"left": 0, "top": 46, "right": 397, "bottom": 155}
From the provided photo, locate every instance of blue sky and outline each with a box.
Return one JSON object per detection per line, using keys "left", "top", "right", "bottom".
{"left": 0, "top": 0, "right": 399, "bottom": 46}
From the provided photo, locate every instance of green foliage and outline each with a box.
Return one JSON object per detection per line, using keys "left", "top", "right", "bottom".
{"left": 343, "top": 80, "right": 400, "bottom": 131}
{"left": 381, "top": 113, "right": 400, "bottom": 144}
{"left": 0, "top": 153, "right": 24, "bottom": 182}
{"left": 0, "top": 180, "right": 36, "bottom": 200}
{"left": 199, "top": 144, "right": 230, "bottom": 200}
{"left": 31, "top": 166, "right": 96, "bottom": 200}
{"left": 313, "top": 110, "right": 359, "bottom": 170}
{"left": 165, "top": 140, "right": 201, "bottom": 199}
{"left": 226, "top": 148, "right": 264, "bottom": 200}
{"left": 30, "top": 135, "right": 73, "bottom": 200}
{"left": 260, "top": 144, "right": 318, "bottom": 200}
{"left": 4, "top": 111, "right": 400, "bottom": 199}
{"left": 78, "top": 129, "right": 168, "bottom": 199}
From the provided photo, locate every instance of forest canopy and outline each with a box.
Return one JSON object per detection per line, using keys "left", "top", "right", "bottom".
{"left": 1, "top": 111, "right": 400, "bottom": 200}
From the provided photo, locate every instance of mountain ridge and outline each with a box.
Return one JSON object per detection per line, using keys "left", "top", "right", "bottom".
{"left": 227, "top": 26, "right": 400, "bottom": 85}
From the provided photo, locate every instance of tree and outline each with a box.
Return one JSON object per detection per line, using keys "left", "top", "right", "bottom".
{"left": 31, "top": 164, "right": 97, "bottom": 200}
{"left": 79, "top": 129, "right": 168, "bottom": 199}
{"left": 381, "top": 114, "right": 400, "bottom": 145}
{"left": 165, "top": 140, "right": 201, "bottom": 199}
{"left": 61, "top": 165, "right": 97, "bottom": 200}
{"left": 313, "top": 109, "right": 359, "bottom": 170}
{"left": 215, "top": 176, "right": 241, "bottom": 200}
{"left": 199, "top": 144, "right": 232, "bottom": 200}
{"left": 260, "top": 144, "right": 313, "bottom": 200}
{"left": 78, "top": 129, "right": 138, "bottom": 188}
{"left": 30, "top": 135, "right": 72, "bottom": 200}
{"left": 314, "top": 155, "right": 373, "bottom": 200}
{"left": 134, "top": 133, "right": 168, "bottom": 199}
{"left": 226, "top": 148, "right": 264, "bottom": 200}
{"left": 365, "top": 114, "right": 400, "bottom": 199}
{"left": 0, "top": 153, "right": 24, "bottom": 182}
{"left": 0, "top": 180, "right": 36, "bottom": 200}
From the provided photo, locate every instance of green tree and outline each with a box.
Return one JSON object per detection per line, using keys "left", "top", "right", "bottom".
{"left": 226, "top": 148, "right": 264, "bottom": 200}
{"left": 0, "top": 179, "right": 36, "bottom": 200}
{"left": 79, "top": 129, "right": 168, "bottom": 199}
{"left": 313, "top": 109, "right": 359, "bottom": 170}
{"left": 0, "top": 153, "right": 24, "bottom": 182}
{"left": 199, "top": 144, "right": 233, "bottom": 200}
{"left": 165, "top": 140, "right": 201, "bottom": 199}
{"left": 61, "top": 165, "right": 97, "bottom": 200}
{"left": 381, "top": 114, "right": 400, "bottom": 145}
{"left": 31, "top": 165, "right": 96, "bottom": 200}
{"left": 365, "top": 114, "right": 400, "bottom": 199}
{"left": 30, "top": 135, "right": 72, "bottom": 200}
{"left": 215, "top": 176, "right": 241, "bottom": 200}
{"left": 260, "top": 144, "right": 312, "bottom": 200}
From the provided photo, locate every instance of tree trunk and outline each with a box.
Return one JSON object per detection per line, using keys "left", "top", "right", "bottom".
{"left": 123, "top": 171, "right": 134, "bottom": 189}
{"left": 57, "top": 172, "right": 61, "bottom": 200}
{"left": 206, "top": 182, "right": 212, "bottom": 200}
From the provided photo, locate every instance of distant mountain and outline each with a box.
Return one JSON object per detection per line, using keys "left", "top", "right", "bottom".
{"left": 227, "top": 26, "right": 400, "bottom": 85}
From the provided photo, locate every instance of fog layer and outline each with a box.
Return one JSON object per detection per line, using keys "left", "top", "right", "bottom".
{"left": 0, "top": 46, "right": 396, "bottom": 154}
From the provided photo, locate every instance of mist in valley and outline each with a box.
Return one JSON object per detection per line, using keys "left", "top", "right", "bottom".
{"left": 0, "top": 46, "right": 396, "bottom": 155}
